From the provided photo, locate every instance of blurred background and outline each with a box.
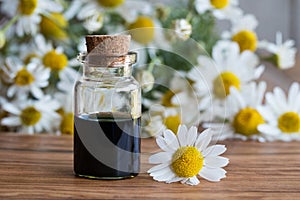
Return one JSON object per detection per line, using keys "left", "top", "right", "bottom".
{"left": 240, "top": 0, "right": 300, "bottom": 48}
{"left": 0, "top": 0, "right": 299, "bottom": 135}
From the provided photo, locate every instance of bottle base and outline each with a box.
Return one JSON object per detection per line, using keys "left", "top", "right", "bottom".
{"left": 74, "top": 173, "right": 138, "bottom": 180}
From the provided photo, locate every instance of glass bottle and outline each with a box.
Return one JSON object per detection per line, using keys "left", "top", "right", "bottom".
{"left": 73, "top": 49, "right": 141, "bottom": 179}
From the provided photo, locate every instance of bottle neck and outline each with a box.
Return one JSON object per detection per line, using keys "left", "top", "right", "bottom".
{"left": 83, "top": 64, "right": 132, "bottom": 80}
{"left": 78, "top": 52, "right": 136, "bottom": 80}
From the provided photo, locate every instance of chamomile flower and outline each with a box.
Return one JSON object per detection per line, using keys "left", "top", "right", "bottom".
{"left": 2, "top": 57, "right": 50, "bottom": 99}
{"left": 259, "top": 32, "right": 297, "bottom": 69}
{"left": 148, "top": 125, "right": 229, "bottom": 185}
{"left": 40, "top": 12, "right": 68, "bottom": 40}
{"left": 188, "top": 40, "right": 264, "bottom": 115}
{"left": 32, "top": 34, "right": 78, "bottom": 79}
{"left": 172, "top": 19, "right": 192, "bottom": 40}
{"left": 206, "top": 82, "right": 267, "bottom": 141}
{"left": 76, "top": 0, "right": 125, "bottom": 20}
{"left": 1, "top": 0, "right": 63, "bottom": 37}
{"left": 67, "top": 0, "right": 123, "bottom": 32}
{"left": 223, "top": 14, "right": 258, "bottom": 52}
{"left": 1, "top": 95, "right": 61, "bottom": 134}
{"left": 142, "top": 74, "right": 201, "bottom": 138}
{"left": 128, "top": 15, "right": 155, "bottom": 45}
{"left": 258, "top": 82, "right": 300, "bottom": 141}
{"left": 195, "top": 0, "right": 242, "bottom": 20}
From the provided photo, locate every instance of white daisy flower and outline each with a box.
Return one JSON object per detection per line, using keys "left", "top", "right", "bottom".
{"left": 205, "top": 82, "right": 267, "bottom": 141}
{"left": 259, "top": 32, "right": 297, "bottom": 69}
{"left": 222, "top": 14, "right": 258, "bottom": 52}
{"left": 141, "top": 104, "right": 180, "bottom": 138}
{"left": 2, "top": 56, "right": 50, "bottom": 99}
{"left": 69, "top": 0, "right": 152, "bottom": 23}
{"left": 1, "top": 0, "right": 63, "bottom": 36}
{"left": 1, "top": 95, "right": 61, "bottom": 134}
{"left": 142, "top": 73, "right": 201, "bottom": 137}
{"left": 32, "top": 34, "right": 78, "bottom": 79}
{"left": 195, "top": 0, "right": 242, "bottom": 20}
{"left": 148, "top": 125, "right": 229, "bottom": 185}
{"left": 258, "top": 82, "right": 300, "bottom": 141}
{"left": 173, "top": 19, "right": 192, "bottom": 40}
{"left": 188, "top": 40, "right": 264, "bottom": 118}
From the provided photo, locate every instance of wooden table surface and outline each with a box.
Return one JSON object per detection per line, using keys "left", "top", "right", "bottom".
{"left": 0, "top": 134, "right": 299, "bottom": 199}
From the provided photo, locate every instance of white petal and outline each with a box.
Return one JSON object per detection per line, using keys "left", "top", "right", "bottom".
{"left": 177, "top": 125, "right": 188, "bottom": 147}
{"left": 266, "top": 93, "right": 281, "bottom": 114}
{"left": 185, "top": 176, "right": 200, "bottom": 186}
{"left": 288, "top": 82, "right": 300, "bottom": 110}
{"left": 254, "top": 65, "right": 265, "bottom": 79}
{"left": 152, "top": 169, "right": 176, "bottom": 182}
{"left": 186, "top": 126, "right": 198, "bottom": 146}
{"left": 163, "top": 129, "right": 180, "bottom": 149}
{"left": 1, "top": 116, "right": 21, "bottom": 126}
{"left": 156, "top": 136, "right": 174, "bottom": 152}
{"left": 230, "top": 87, "right": 246, "bottom": 108}
{"left": 202, "top": 145, "right": 227, "bottom": 157}
{"left": 149, "top": 152, "right": 172, "bottom": 164}
{"left": 147, "top": 163, "right": 170, "bottom": 173}
{"left": 166, "top": 176, "right": 183, "bottom": 184}
{"left": 195, "top": 129, "right": 212, "bottom": 152}
{"left": 205, "top": 156, "right": 229, "bottom": 168}
{"left": 274, "top": 87, "right": 287, "bottom": 109}
{"left": 258, "top": 124, "right": 280, "bottom": 135}
{"left": 199, "top": 167, "right": 227, "bottom": 182}
{"left": 2, "top": 103, "right": 20, "bottom": 115}
{"left": 7, "top": 86, "right": 17, "bottom": 97}
{"left": 149, "top": 165, "right": 171, "bottom": 177}
{"left": 30, "top": 86, "right": 44, "bottom": 99}
{"left": 256, "top": 81, "right": 267, "bottom": 106}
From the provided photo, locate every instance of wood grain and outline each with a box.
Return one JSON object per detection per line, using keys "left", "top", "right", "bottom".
{"left": 0, "top": 134, "right": 300, "bottom": 199}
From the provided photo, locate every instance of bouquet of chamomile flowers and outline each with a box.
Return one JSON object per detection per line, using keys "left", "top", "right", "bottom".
{"left": 0, "top": 0, "right": 298, "bottom": 144}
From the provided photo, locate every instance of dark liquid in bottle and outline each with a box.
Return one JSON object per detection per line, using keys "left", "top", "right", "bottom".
{"left": 74, "top": 112, "right": 141, "bottom": 179}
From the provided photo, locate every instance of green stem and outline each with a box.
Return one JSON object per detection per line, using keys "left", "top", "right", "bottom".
{"left": 2, "top": 15, "right": 19, "bottom": 32}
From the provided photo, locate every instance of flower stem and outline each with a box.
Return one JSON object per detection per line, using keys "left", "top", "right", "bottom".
{"left": 1, "top": 16, "right": 19, "bottom": 32}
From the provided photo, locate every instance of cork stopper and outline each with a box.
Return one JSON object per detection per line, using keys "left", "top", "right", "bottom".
{"left": 85, "top": 35, "right": 131, "bottom": 55}
{"left": 84, "top": 35, "right": 131, "bottom": 67}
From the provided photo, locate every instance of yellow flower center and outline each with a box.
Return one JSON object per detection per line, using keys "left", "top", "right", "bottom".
{"left": 40, "top": 13, "right": 68, "bottom": 40}
{"left": 43, "top": 50, "right": 68, "bottom": 71}
{"left": 97, "top": 0, "right": 124, "bottom": 7}
{"left": 210, "top": 0, "right": 229, "bottom": 9}
{"left": 60, "top": 112, "right": 74, "bottom": 135}
{"left": 213, "top": 71, "right": 240, "bottom": 99}
{"left": 128, "top": 16, "right": 155, "bottom": 45}
{"left": 20, "top": 106, "right": 41, "bottom": 126}
{"left": 19, "top": 0, "right": 37, "bottom": 15}
{"left": 161, "top": 90, "right": 176, "bottom": 107}
{"left": 14, "top": 68, "right": 35, "bottom": 86}
{"left": 233, "top": 107, "right": 264, "bottom": 136}
{"left": 232, "top": 30, "right": 257, "bottom": 52}
{"left": 278, "top": 112, "right": 300, "bottom": 133}
{"left": 164, "top": 114, "right": 181, "bottom": 134}
{"left": 171, "top": 146, "right": 203, "bottom": 178}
